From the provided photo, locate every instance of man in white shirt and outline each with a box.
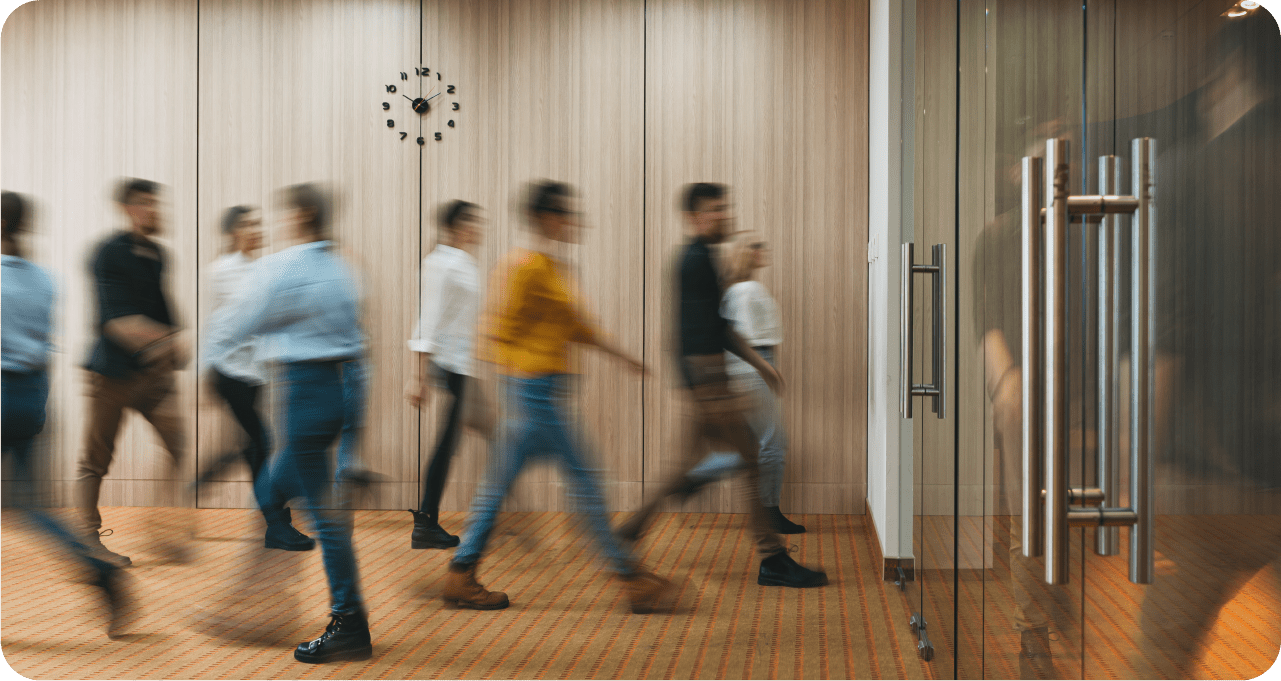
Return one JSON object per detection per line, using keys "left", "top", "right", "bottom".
{"left": 404, "top": 200, "right": 484, "bottom": 549}
{"left": 201, "top": 205, "right": 312, "bottom": 551}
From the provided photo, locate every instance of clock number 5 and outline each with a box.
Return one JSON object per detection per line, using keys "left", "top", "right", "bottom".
{"left": 435, "top": 132, "right": 442, "bottom": 141}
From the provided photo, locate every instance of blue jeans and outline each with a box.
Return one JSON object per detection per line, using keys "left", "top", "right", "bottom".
{"left": 335, "top": 357, "right": 366, "bottom": 481}
{"left": 2, "top": 370, "right": 111, "bottom": 575}
{"left": 688, "top": 348, "right": 788, "bottom": 506}
{"left": 453, "top": 374, "right": 635, "bottom": 576}
{"left": 259, "top": 362, "right": 363, "bottom": 615}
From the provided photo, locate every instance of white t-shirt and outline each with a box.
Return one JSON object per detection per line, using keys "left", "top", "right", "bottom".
{"left": 408, "top": 244, "right": 480, "bottom": 376}
{"left": 206, "top": 252, "right": 266, "bottom": 385}
{"left": 722, "top": 280, "right": 782, "bottom": 376}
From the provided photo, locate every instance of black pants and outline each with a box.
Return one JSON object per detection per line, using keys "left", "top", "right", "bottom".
{"left": 211, "top": 369, "right": 278, "bottom": 513}
{"left": 418, "top": 366, "right": 466, "bottom": 518}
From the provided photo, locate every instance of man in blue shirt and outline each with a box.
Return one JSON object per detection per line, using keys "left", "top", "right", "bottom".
{"left": 78, "top": 178, "right": 192, "bottom": 567}
{"left": 2, "top": 190, "right": 134, "bottom": 637}
{"left": 205, "top": 183, "right": 372, "bottom": 664}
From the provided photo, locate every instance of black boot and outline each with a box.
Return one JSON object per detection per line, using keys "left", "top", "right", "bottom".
{"left": 758, "top": 551, "right": 829, "bottom": 588}
{"left": 264, "top": 507, "right": 316, "bottom": 551}
{"left": 294, "top": 611, "right": 373, "bottom": 663}
{"left": 92, "top": 561, "right": 135, "bottom": 639}
{"left": 768, "top": 506, "right": 806, "bottom": 534}
{"left": 410, "top": 509, "right": 459, "bottom": 549}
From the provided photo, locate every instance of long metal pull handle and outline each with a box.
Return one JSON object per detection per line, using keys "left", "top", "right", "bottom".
{"left": 1097, "top": 155, "right": 1121, "bottom": 556}
{"left": 932, "top": 244, "right": 947, "bottom": 419}
{"left": 1021, "top": 156, "right": 1044, "bottom": 558}
{"left": 1044, "top": 138, "right": 1071, "bottom": 585}
{"left": 901, "top": 243, "right": 915, "bottom": 419}
{"left": 1130, "top": 137, "right": 1156, "bottom": 585}
{"left": 900, "top": 243, "right": 946, "bottom": 421}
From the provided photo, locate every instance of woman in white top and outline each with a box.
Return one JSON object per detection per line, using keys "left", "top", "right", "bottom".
{"left": 404, "top": 200, "right": 484, "bottom": 549}
{"left": 689, "top": 233, "right": 805, "bottom": 533}
{"left": 201, "top": 205, "right": 312, "bottom": 549}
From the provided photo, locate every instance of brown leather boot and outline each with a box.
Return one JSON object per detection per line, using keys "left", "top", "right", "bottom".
{"left": 442, "top": 563, "right": 509, "bottom": 610}
{"left": 622, "top": 569, "right": 678, "bottom": 614}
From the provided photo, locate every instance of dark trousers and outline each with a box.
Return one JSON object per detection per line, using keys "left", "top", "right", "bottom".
{"left": 210, "top": 369, "right": 279, "bottom": 514}
{"left": 259, "top": 362, "right": 362, "bottom": 615}
{"left": 3, "top": 370, "right": 112, "bottom": 576}
{"left": 418, "top": 365, "right": 466, "bottom": 518}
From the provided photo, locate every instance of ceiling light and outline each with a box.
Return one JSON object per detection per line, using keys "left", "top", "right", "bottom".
{"left": 1240, "top": 1, "right": 1259, "bottom": 9}
{"left": 1227, "top": 8, "right": 1247, "bottom": 16}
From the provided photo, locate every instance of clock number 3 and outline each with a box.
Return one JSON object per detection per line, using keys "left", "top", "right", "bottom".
{"left": 452, "top": 102, "right": 460, "bottom": 111}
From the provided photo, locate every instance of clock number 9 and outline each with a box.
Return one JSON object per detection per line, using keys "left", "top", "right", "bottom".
{"left": 400, "top": 132, "right": 408, "bottom": 140}
{"left": 448, "top": 119, "right": 455, "bottom": 128}
{"left": 447, "top": 85, "right": 456, "bottom": 94}
{"left": 385, "top": 84, "right": 396, "bottom": 93}
{"left": 382, "top": 102, "right": 390, "bottom": 110}
{"left": 435, "top": 132, "right": 442, "bottom": 141}
{"left": 452, "top": 102, "right": 459, "bottom": 111}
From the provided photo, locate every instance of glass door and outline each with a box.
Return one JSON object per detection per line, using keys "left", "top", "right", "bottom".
{"left": 912, "top": 0, "right": 1281, "bottom": 677}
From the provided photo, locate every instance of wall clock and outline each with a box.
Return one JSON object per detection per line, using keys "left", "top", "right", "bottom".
{"left": 380, "top": 66, "right": 459, "bottom": 145}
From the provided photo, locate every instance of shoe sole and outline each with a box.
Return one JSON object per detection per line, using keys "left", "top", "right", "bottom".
{"left": 411, "top": 539, "right": 460, "bottom": 550}
{"left": 293, "top": 645, "right": 373, "bottom": 663}
{"left": 265, "top": 541, "right": 316, "bottom": 551}
{"left": 757, "top": 576, "right": 829, "bottom": 588}
{"left": 777, "top": 527, "right": 807, "bottom": 535}
{"left": 442, "top": 597, "right": 510, "bottom": 610}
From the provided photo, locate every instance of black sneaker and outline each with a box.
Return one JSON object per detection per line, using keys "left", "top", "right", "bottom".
{"left": 294, "top": 611, "right": 373, "bottom": 663}
{"left": 758, "top": 551, "right": 829, "bottom": 588}
{"left": 409, "top": 510, "right": 459, "bottom": 549}
{"left": 264, "top": 508, "right": 316, "bottom": 551}
{"left": 768, "top": 506, "right": 807, "bottom": 534}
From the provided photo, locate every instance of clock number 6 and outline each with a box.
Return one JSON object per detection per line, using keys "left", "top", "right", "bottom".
{"left": 417, "top": 136, "right": 425, "bottom": 145}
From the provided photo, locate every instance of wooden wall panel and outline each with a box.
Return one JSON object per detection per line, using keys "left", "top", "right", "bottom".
{"left": 195, "top": 0, "right": 421, "bottom": 510}
{"left": 1, "top": 0, "right": 199, "bottom": 509}
{"left": 6, "top": 0, "right": 866, "bottom": 516}
{"left": 644, "top": 0, "right": 868, "bottom": 516}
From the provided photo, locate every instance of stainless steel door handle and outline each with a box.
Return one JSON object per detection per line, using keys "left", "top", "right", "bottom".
{"left": 1021, "top": 155, "right": 1044, "bottom": 558}
{"left": 900, "top": 243, "right": 947, "bottom": 420}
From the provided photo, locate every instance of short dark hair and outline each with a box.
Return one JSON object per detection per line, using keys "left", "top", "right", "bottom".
{"left": 682, "top": 182, "right": 727, "bottom": 213}
{"left": 221, "top": 205, "right": 255, "bottom": 235}
{"left": 439, "top": 199, "right": 479, "bottom": 233}
{"left": 115, "top": 178, "right": 159, "bottom": 205}
{"left": 525, "top": 180, "right": 574, "bottom": 219}
{"left": 2, "top": 191, "right": 28, "bottom": 235}
{"left": 282, "top": 183, "right": 331, "bottom": 237}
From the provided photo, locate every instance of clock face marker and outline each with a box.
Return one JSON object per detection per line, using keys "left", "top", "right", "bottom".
{"left": 383, "top": 68, "right": 456, "bottom": 144}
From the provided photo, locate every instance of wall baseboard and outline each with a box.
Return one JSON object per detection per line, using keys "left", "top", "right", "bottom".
{"left": 864, "top": 502, "right": 915, "bottom": 582}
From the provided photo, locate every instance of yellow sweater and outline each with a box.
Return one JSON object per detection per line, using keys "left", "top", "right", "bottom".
{"left": 481, "top": 250, "right": 598, "bottom": 375}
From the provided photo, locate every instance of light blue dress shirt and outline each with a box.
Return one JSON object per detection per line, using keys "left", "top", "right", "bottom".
{"left": 1, "top": 255, "right": 56, "bottom": 372}
{"left": 205, "top": 241, "right": 363, "bottom": 372}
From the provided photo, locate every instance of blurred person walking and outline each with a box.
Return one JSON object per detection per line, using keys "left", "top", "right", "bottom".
{"left": 204, "top": 183, "right": 372, "bottom": 663}
{"left": 616, "top": 183, "right": 827, "bottom": 588}
{"left": 3, "top": 190, "right": 134, "bottom": 638}
{"left": 441, "top": 180, "right": 676, "bottom": 614}
{"left": 404, "top": 200, "right": 485, "bottom": 549}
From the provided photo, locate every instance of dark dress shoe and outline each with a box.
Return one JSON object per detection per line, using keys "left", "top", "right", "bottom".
{"left": 410, "top": 509, "right": 459, "bottom": 549}
{"left": 93, "top": 563, "right": 136, "bottom": 639}
{"left": 758, "top": 551, "right": 829, "bottom": 588}
{"left": 768, "top": 506, "right": 807, "bottom": 534}
{"left": 294, "top": 611, "right": 373, "bottom": 663}
{"left": 264, "top": 508, "right": 316, "bottom": 551}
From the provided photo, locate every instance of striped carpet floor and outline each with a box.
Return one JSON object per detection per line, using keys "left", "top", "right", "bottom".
{"left": 1, "top": 508, "right": 929, "bottom": 680}
{"left": 4, "top": 509, "right": 1277, "bottom": 679}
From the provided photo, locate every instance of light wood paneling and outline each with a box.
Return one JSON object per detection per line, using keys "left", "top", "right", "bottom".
{"left": 644, "top": 0, "right": 868, "bottom": 516}
{"left": 1, "top": 0, "right": 199, "bottom": 509}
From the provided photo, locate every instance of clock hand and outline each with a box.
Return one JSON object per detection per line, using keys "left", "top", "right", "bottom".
{"left": 424, "top": 92, "right": 442, "bottom": 103}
